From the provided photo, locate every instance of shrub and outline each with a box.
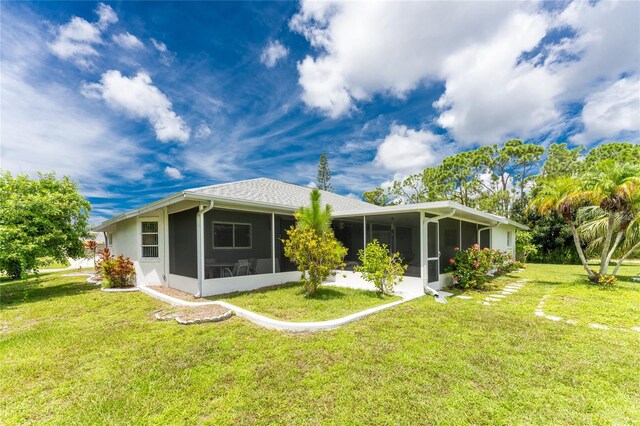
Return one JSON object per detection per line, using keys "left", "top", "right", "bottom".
{"left": 96, "top": 248, "right": 112, "bottom": 274}
{"left": 515, "top": 231, "right": 538, "bottom": 263}
{"left": 101, "top": 255, "right": 135, "bottom": 288}
{"left": 449, "top": 245, "right": 524, "bottom": 289}
{"left": 283, "top": 217, "right": 347, "bottom": 295}
{"left": 448, "top": 244, "right": 492, "bottom": 289}
{"left": 594, "top": 273, "right": 616, "bottom": 289}
{"left": 354, "top": 239, "right": 407, "bottom": 295}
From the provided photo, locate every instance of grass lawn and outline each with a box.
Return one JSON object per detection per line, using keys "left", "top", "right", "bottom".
{"left": 211, "top": 282, "right": 401, "bottom": 321}
{"left": 1, "top": 264, "right": 640, "bottom": 424}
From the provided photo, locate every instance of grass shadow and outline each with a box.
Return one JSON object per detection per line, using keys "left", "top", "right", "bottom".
{"left": 0, "top": 279, "right": 95, "bottom": 308}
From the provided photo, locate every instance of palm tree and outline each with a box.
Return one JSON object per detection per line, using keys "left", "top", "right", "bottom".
{"left": 297, "top": 188, "right": 332, "bottom": 235}
{"left": 528, "top": 176, "right": 594, "bottom": 279}
{"left": 582, "top": 161, "right": 640, "bottom": 275}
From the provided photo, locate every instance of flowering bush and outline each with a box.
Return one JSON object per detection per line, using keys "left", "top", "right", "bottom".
{"left": 354, "top": 239, "right": 407, "bottom": 295}
{"left": 448, "top": 244, "right": 524, "bottom": 289}
{"left": 101, "top": 255, "right": 136, "bottom": 288}
{"left": 95, "top": 248, "right": 112, "bottom": 274}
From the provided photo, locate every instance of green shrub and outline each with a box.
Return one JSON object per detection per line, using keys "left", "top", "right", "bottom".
{"left": 354, "top": 239, "right": 407, "bottom": 295}
{"left": 449, "top": 245, "right": 524, "bottom": 289}
{"left": 101, "top": 255, "right": 135, "bottom": 288}
{"left": 283, "top": 218, "right": 347, "bottom": 295}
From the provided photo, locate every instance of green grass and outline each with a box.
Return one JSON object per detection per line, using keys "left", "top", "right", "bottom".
{"left": 212, "top": 282, "right": 401, "bottom": 321}
{"left": 1, "top": 264, "right": 640, "bottom": 425}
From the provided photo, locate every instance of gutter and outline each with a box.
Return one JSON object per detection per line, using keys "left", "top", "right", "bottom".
{"left": 195, "top": 200, "right": 215, "bottom": 297}
{"left": 477, "top": 222, "right": 500, "bottom": 247}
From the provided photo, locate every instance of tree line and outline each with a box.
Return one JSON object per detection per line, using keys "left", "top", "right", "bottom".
{"left": 363, "top": 141, "right": 640, "bottom": 265}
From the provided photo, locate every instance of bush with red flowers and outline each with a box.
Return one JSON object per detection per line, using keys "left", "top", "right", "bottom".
{"left": 448, "top": 244, "right": 523, "bottom": 289}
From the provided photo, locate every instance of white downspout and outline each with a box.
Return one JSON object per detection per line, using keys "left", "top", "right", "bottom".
{"left": 478, "top": 222, "right": 500, "bottom": 249}
{"left": 196, "top": 201, "right": 214, "bottom": 297}
{"left": 423, "top": 209, "right": 456, "bottom": 302}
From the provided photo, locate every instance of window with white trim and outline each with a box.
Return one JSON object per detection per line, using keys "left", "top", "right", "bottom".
{"left": 141, "top": 221, "right": 159, "bottom": 258}
{"left": 213, "top": 222, "right": 251, "bottom": 248}
{"left": 506, "top": 231, "right": 512, "bottom": 247}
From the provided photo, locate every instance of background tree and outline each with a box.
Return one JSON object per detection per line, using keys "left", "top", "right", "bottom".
{"left": 316, "top": 153, "right": 334, "bottom": 192}
{"left": 0, "top": 172, "right": 91, "bottom": 279}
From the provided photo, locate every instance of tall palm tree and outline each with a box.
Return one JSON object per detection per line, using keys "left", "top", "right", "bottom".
{"left": 297, "top": 188, "right": 332, "bottom": 236}
{"left": 582, "top": 161, "right": 640, "bottom": 275}
{"left": 528, "top": 176, "right": 594, "bottom": 279}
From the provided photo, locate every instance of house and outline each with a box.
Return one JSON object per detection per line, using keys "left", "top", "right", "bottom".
{"left": 93, "top": 178, "right": 528, "bottom": 297}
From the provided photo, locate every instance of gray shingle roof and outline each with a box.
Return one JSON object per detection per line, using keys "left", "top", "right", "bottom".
{"left": 186, "top": 178, "right": 379, "bottom": 212}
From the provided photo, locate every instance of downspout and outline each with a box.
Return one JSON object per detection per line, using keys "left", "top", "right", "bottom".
{"left": 477, "top": 222, "right": 500, "bottom": 249}
{"left": 423, "top": 209, "right": 456, "bottom": 302}
{"left": 195, "top": 201, "right": 214, "bottom": 298}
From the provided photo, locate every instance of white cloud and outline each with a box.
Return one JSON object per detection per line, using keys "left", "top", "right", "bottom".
{"left": 96, "top": 3, "right": 118, "bottom": 29}
{"left": 572, "top": 77, "right": 640, "bottom": 144}
{"left": 374, "top": 125, "right": 440, "bottom": 174}
{"left": 113, "top": 32, "right": 143, "bottom": 49}
{"left": 306, "top": 181, "right": 317, "bottom": 188}
{"left": 82, "top": 70, "right": 190, "bottom": 143}
{"left": 290, "top": 0, "right": 640, "bottom": 144}
{"left": 49, "top": 3, "right": 117, "bottom": 68}
{"left": 164, "top": 166, "right": 183, "bottom": 180}
{"left": 151, "top": 38, "right": 175, "bottom": 65}
{"left": 195, "top": 123, "right": 212, "bottom": 139}
{"left": 260, "top": 40, "right": 289, "bottom": 68}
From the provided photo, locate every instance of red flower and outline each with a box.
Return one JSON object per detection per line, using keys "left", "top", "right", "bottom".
{"left": 473, "top": 244, "right": 480, "bottom": 249}
{"left": 449, "top": 258, "right": 455, "bottom": 264}
{"left": 454, "top": 247, "right": 460, "bottom": 251}
{"left": 473, "top": 262, "right": 480, "bottom": 269}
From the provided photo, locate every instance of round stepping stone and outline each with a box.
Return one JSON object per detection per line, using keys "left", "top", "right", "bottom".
{"left": 545, "top": 315, "right": 563, "bottom": 321}
{"left": 590, "top": 323, "right": 609, "bottom": 330}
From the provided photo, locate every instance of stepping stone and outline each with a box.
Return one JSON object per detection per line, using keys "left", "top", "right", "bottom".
{"left": 483, "top": 302, "right": 491, "bottom": 306}
{"left": 545, "top": 315, "right": 563, "bottom": 321}
{"left": 485, "top": 297, "right": 500, "bottom": 302}
{"left": 631, "top": 327, "right": 640, "bottom": 332}
{"left": 535, "top": 310, "right": 545, "bottom": 317}
{"left": 456, "top": 295, "right": 472, "bottom": 300}
{"left": 492, "top": 294, "right": 507, "bottom": 298}
{"left": 590, "top": 323, "right": 609, "bottom": 330}
{"left": 501, "top": 290, "right": 516, "bottom": 295}
{"left": 566, "top": 319, "right": 578, "bottom": 325}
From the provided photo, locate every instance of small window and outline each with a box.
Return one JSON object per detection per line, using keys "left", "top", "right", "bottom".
{"left": 141, "top": 221, "right": 159, "bottom": 258}
{"left": 507, "top": 231, "right": 512, "bottom": 247}
{"left": 213, "top": 222, "right": 251, "bottom": 248}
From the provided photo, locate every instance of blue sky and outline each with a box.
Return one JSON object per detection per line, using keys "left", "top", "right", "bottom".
{"left": 1, "top": 1, "right": 639, "bottom": 224}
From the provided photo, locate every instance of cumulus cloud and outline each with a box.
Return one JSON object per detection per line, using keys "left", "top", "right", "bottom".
{"left": 290, "top": 0, "right": 640, "bottom": 144}
{"left": 49, "top": 2, "right": 117, "bottom": 68}
{"left": 112, "top": 32, "right": 143, "bottom": 49}
{"left": 164, "top": 166, "right": 183, "bottom": 179}
{"left": 260, "top": 40, "right": 289, "bottom": 68}
{"left": 572, "top": 77, "right": 640, "bottom": 144}
{"left": 374, "top": 125, "right": 441, "bottom": 174}
{"left": 82, "top": 70, "right": 190, "bottom": 143}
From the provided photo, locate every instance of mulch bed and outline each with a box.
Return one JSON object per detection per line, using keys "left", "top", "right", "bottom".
{"left": 147, "top": 285, "right": 200, "bottom": 301}
{"left": 154, "top": 305, "right": 233, "bottom": 324}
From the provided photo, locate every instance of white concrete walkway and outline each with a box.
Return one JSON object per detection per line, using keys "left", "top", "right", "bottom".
{"left": 138, "top": 277, "right": 428, "bottom": 332}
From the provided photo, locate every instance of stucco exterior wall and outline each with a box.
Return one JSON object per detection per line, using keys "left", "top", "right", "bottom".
{"left": 111, "top": 208, "right": 167, "bottom": 286}
{"left": 491, "top": 224, "right": 516, "bottom": 258}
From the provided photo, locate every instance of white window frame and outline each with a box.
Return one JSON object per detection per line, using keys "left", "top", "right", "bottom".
{"left": 212, "top": 221, "right": 252, "bottom": 249}
{"left": 140, "top": 220, "right": 159, "bottom": 259}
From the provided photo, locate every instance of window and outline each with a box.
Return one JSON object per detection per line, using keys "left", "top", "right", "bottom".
{"left": 141, "top": 221, "right": 159, "bottom": 258}
{"left": 213, "top": 222, "right": 251, "bottom": 248}
{"left": 507, "top": 231, "right": 512, "bottom": 247}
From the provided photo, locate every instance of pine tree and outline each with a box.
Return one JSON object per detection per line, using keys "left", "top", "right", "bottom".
{"left": 316, "top": 153, "right": 334, "bottom": 192}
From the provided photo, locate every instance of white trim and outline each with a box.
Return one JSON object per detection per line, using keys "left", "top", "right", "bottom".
{"left": 137, "top": 217, "right": 160, "bottom": 261}
{"left": 271, "top": 213, "right": 276, "bottom": 274}
{"left": 201, "top": 271, "right": 300, "bottom": 297}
